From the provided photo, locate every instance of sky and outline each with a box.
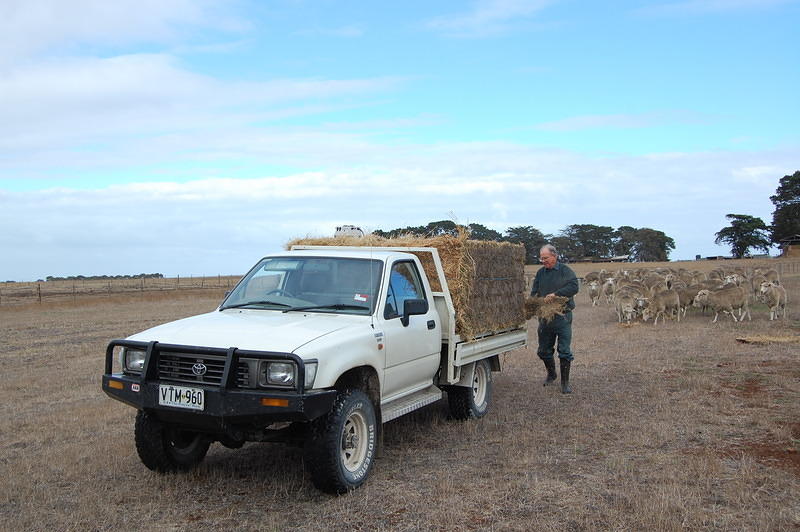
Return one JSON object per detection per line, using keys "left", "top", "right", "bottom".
{"left": 1, "top": 0, "right": 798, "bottom": 281}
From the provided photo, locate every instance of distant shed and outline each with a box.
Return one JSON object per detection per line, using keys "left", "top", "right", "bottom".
{"left": 779, "top": 234, "right": 800, "bottom": 258}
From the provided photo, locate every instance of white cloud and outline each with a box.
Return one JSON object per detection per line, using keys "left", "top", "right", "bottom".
{"left": 0, "top": 52, "right": 405, "bottom": 173}
{"left": 0, "top": 0, "right": 243, "bottom": 65}
{"left": 426, "top": 0, "right": 555, "bottom": 37}
{"left": 1, "top": 142, "right": 795, "bottom": 280}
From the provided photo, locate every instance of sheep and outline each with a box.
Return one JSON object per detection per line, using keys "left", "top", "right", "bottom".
{"left": 676, "top": 286, "right": 701, "bottom": 318}
{"left": 602, "top": 278, "right": 615, "bottom": 305}
{"left": 693, "top": 285, "right": 751, "bottom": 323}
{"left": 641, "top": 289, "right": 681, "bottom": 325}
{"left": 615, "top": 290, "right": 638, "bottom": 323}
{"left": 642, "top": 272, "right": 666, "bottom": 292}
{"left": 749, "top": 273, "right": 768, "bottom": 299}
{"left": 588, "top": 280, "right": 601, "bottom": 306}
{"left": 763, "top": 269, "right": 780, "bottom": 283}
{"left": 584, "top": 271, "right": 601, "bottom": 284}
{"left": 759, "top": 281, "right": 787, "bottom": 320}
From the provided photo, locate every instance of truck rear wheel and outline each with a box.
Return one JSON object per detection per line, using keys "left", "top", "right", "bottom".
{"left": 134, "top": 410, "right": 210, "bottom": 472}
{"left": 304, "top": 389, "right": 377, "bottom": 494}
{"left": 448, "top": 359, "right": 493, "bottom": 420}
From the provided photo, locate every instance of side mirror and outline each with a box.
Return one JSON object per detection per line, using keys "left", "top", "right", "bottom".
{"left": 401, "top": 298, "right": 429, "bottom": 327}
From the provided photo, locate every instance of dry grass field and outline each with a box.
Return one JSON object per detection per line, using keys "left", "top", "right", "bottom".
{"left": 1, "top": 261, "right": 798, "bottom": 531}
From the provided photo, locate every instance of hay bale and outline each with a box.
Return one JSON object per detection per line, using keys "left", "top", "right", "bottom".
{"left": 287, "top": 234, "right": 526, "bottom": 339}
{"left": 524, "top": 296, "right": 569, "bottom": 322}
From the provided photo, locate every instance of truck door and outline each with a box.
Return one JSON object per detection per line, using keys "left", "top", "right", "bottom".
{"left": 379, "top": 260, "right": 440, "bottom": 399}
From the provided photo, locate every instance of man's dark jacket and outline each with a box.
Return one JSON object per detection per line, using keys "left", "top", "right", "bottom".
{"left": 530, "top": 262, "right": 579, "bottom": 311}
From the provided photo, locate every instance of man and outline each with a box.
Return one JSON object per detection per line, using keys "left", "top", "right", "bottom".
{"left": 530, "top": 244, "right": 579, "bottom": 394}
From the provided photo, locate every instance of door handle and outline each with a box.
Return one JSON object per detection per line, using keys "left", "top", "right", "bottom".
{"left": 427, "top": 320, "right": 436, "bottom": 330}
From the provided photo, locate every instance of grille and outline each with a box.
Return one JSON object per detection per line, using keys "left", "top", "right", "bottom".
{"left": 157, "top": 352, "right": 249, "bottom": 387}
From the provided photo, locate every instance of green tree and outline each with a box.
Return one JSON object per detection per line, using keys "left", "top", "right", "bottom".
{"left": 630, "top": 228, "right": 675, "bottom": 261}
{"left": 770, "top": 170, "right": 800, "bottom": 244}
{"left": 549, "top": 236, "right": 577, "bottom": 262}
{"left": 422, "top": 220, "right": 461, "bottom": 236}
{"left": 467, "top": 223, "right": 503, "bottom": 241}
{"left": 558, "top": 224, "right": 616, "bottom": 259}
{"left": 373, "top": 220, "right": 460, "bottom": 238}
{"left": 612, "top": 226, "right": 638, "bottom": 257}
{"left": 504, "top": 226, "right": 549, "bottom": 264}
{"left": 714, "top": 214, "right": 771, "bottom": 258}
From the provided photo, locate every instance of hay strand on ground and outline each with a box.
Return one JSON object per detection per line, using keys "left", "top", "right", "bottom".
{"left": 735, "top": 335, "right": 800, "bottom": 345}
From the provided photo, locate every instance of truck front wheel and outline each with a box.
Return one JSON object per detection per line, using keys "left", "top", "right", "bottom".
{"left": 448, "top": 359, "right": 493, "bottom": 420}
{"left": 304, "top": 389, "right": 377, "bottom": 494}
{"left": 134, "top": 410, "right": 211, "bottom": 472}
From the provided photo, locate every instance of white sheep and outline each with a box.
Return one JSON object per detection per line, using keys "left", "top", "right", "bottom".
{"left": 693, "top": 286, "right": 751, "bottom": 323}
{"left": 641, "top": 289, "right": 681, "bottom": 325}
{"left": 759, "top": 281, "right": 787, "bottom": 320}
{"left": 588, "top": 280, "right": 601, "bottom": 307}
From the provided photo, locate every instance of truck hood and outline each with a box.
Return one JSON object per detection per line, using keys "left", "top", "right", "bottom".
{"left": 126, "top": 309, "right": 359, "bottom": 353}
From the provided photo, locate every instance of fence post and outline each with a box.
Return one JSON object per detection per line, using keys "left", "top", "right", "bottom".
{"left": 38, "top": 283, "right": 42, "bottom": 303}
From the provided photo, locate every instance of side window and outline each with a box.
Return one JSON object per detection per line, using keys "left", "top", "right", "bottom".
{"left": 384, "top": 261, "right": 426, "bottom": 319}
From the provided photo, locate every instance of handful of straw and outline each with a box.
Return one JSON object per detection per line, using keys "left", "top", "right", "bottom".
{"left": 524, "top": 296, "right": 569, "bottom": 322}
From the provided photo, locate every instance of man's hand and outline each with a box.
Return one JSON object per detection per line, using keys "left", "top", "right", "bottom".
{"left": 544, "top": 293, "right": 557, "bottom": 302}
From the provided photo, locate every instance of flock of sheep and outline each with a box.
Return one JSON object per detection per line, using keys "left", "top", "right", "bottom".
{"left": 582, "top": 265, "right": 788, "bottom": 325}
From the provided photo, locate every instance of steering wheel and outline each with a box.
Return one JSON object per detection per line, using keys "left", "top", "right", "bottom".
{"left": 265, "top": 288, "right": 295, "bottom": 298}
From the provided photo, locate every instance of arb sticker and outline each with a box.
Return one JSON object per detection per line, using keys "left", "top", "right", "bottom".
{"left": 131, "top": 383, "right": 140, "bottom": 392}
{"left": 354, "top": 293, "right": 368, "bottom": 302}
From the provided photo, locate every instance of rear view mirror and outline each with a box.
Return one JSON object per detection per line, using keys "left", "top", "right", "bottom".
{"left": 401, "top": 298, "right": 428, "bottom": 327}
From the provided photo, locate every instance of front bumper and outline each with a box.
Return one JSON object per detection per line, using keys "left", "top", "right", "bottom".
{"left": 102, "top": 340, "right": 336, "bottom": 433}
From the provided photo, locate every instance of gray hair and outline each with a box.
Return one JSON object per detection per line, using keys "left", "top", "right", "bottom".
{"left": 540, "top": 244, "right": 558, "bottom": 257}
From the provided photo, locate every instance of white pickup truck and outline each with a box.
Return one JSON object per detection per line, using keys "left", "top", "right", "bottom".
{"left": 102, "top": 246, "right": 527, "bottom": 493}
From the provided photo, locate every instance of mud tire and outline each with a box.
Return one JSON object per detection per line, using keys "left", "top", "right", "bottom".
{"left": 304, "top": 389, "right": 377, "bottom": 494}
{"left": 134, "top": 410, "right": 210, "bottom": 473}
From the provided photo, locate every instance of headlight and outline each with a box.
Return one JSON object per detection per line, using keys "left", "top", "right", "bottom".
{"left": 262, "top": 361, "right": 296, "bottom": 386}
{"left": 123, "top": 348, "right": 146, "bottom": 373}
{"left": 304, "top": 361, "right": 318, "bottom": 389}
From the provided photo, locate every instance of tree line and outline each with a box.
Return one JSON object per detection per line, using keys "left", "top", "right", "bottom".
{"left": 715, "top": 170, "right": 799, "bottom": 258}
{"left": 373, "top": 221, "right": 675, "bottom": 264}
{"left": 43, "top": 273, "right": 165, "bottom": 282}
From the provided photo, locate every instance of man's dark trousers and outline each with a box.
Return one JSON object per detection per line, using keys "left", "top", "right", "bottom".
{"left": 536, "top": 312, "right": 573, "bottom": 362}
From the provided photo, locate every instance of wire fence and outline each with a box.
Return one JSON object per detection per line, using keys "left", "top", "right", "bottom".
{"left": 0, "top": 275, "right": 242, "bottom": 306}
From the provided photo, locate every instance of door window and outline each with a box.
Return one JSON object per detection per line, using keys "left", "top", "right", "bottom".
{"left": 384, "top": 261, "right": 426, "bottom": 319}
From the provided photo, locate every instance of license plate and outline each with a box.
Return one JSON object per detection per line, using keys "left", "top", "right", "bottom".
{"left": 158, "top": 384, "right": 204, "bottom": 411}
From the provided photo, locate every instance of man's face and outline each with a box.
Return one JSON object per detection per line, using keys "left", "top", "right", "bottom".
{"left": 539, "top": 249, "right": 557, "bottom": 269}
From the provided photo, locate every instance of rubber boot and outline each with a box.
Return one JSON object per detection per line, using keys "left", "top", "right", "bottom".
{"left": 542, "top": 358, "right": 557, "bottom": 386}
{"left": 560, "top": 359, "right": 572, "bottom": 394}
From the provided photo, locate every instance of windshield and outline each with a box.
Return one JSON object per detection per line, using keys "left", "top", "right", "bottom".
{"left": 221, "top": 256, "right": 383, "bottom": 315}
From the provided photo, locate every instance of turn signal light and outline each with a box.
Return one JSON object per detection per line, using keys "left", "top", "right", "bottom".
{"left": 261, "top": 398, "right": 289, "bottom": 407}
{"left": 108, "top": 380, "right": 124, "bottom": 390}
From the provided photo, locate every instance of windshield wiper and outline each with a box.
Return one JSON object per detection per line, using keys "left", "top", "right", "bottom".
{"left": 221, "top": 300, "right": 292, "bottom": 310}
{"left": 282, "top": 303, "right": 369, "bottom": 313}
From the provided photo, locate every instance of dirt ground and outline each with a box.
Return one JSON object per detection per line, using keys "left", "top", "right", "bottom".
{"left": 1, "top": 268, "right": 798, "bottom": 531}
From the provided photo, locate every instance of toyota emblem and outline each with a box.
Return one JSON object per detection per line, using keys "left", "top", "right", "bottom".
{"left": 192, "top": 363, "right": 208, "bottom": 376}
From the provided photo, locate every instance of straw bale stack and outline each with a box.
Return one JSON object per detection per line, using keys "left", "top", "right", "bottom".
{"left": 287, "top": 234, "right": 526, "bottom": 339}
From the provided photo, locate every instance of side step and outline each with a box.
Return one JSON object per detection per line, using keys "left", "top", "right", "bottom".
{"left": 381, "top": 385, "right": 442, "bottom": 423}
